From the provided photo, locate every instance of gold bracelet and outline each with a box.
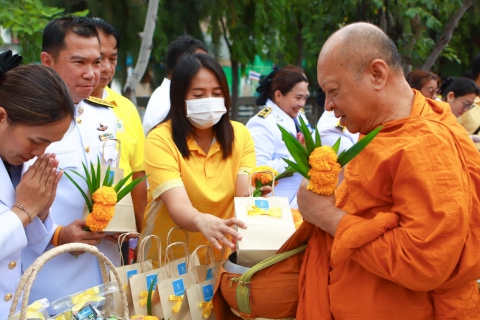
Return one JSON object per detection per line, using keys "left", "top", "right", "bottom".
{"left": 13, "top": 203, "right": 33, "bottom": 223}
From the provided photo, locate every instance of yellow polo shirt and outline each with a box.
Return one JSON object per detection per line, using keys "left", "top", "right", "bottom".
{"left": 104, "top": 87, "right": 145, "bottom": 179}
{"left": 457, "top": 96, "right": 480, "bottom": 150}
{"left": 143, "top": 120, "right": 255, "bottom": 264}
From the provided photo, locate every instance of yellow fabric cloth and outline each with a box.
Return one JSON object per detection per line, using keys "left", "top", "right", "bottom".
{"left": 105, "top": 86, "right": 145, "bottom": 180}
{"left": 457, "top": 96, "right": 480, "bottom": 150}
{"left": 143, "top": 120, "right": 255, "bottom": 265}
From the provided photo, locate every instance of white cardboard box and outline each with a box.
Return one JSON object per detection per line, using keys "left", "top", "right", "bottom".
{"left": 234, "top": 197, "right": 295, "bottom": 267}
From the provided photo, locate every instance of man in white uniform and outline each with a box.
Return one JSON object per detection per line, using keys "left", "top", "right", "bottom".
{"left": 22, "top": 16, "right": 120, "bottom": 307}
{"left": 142, "top": 35, "right": 207, "bottom": 135}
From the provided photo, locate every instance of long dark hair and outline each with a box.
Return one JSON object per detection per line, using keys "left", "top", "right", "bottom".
{"left": 255, "top": 65, "right": 308, "bottom": 105}
{"left": 169, "top": 53, "right": 233, "bottom": 159}
{"left": 440, "top": 77, "right": 479, "bottom": 101}
{"left": 0, "top": 64, "right": 74, "bottom": 126}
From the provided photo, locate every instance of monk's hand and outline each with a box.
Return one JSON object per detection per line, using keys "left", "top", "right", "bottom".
{"left": 195, "top": 214, "right": 246, "bottom": 250}
{"left": 297, "top": 178, "right": 346, "bottom": 236}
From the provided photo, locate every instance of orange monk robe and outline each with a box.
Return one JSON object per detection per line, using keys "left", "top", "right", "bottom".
{"left": 297, "top": 91, "right": 480, "bottom": 319}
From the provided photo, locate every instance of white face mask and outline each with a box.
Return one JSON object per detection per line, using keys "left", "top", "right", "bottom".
{"left": 185, "top": 97, "right": 227, "bottom": 129}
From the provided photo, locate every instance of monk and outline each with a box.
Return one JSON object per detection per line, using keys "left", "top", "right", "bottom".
{"left": 296, "top": 22, "right": 480, "bottom": 319}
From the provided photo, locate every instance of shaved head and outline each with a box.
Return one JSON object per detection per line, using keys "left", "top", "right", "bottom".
{"left": 317, "top": 22, "right": 414, "bottom": 135}
{"left": 319, "top": 22, "right": 402, "bottom": 80}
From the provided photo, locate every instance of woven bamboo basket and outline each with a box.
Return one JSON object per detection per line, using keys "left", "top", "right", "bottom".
{"left": 8, "top": 243, "right": 129, "bottom": 320}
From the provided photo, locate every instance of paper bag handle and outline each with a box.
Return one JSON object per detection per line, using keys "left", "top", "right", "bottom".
{"left": 247, "top": 169, "right": 276, "bottom": 197}
{"left": 190, "top": 245, "right": 216, "bottom": 286}
{"left": 117, "top": 232, "right": 142, "bottom": 266}
{"left": 164, "top": 242, "right": 190, "bottom": 278}
{"left": 208, "top": 240, "right": 227, "bottom": 263}
{"left": 166, "top": 227, "right": 189, "bottom": 247}
{"left": 102, "top": 138, "right": 121, "bottom": 167}
{"left": 137, "top": 235, "right": 162, "bottom": 272}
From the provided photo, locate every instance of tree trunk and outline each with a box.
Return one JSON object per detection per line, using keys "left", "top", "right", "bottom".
{"left": 122, "top": 0, "right": 160, "bottom": 106}
{"left": 231, "top": 58, "right": 239, "bottom": 121}
{"left": 421, "top": 0, "right": 474, "bottom": 71}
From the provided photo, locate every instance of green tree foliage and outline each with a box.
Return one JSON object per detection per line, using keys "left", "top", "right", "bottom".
{"left": 0, "top": 0, "right": 79, "bottom": 63}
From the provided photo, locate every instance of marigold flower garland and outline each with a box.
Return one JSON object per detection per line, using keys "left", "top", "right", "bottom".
{"left": 63, "top": 157, "right": 148, "bottom": 231}
{"left": 278, "top": 117, "right": 381, "bottom": 196}
{"left": 249, "top": 165, "right": 293, "bottom": 197}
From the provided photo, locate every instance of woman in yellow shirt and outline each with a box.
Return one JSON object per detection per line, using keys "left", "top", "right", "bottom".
{"left": 143, "top": 53, "right": 256, "bottom": 262}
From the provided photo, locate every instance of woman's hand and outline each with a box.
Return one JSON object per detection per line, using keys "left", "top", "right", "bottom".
{"left": 14, "top": 154, "right": 62, "bottom": 223}
{"left": 194, "top": 214, "right": 246, "bottom": 250}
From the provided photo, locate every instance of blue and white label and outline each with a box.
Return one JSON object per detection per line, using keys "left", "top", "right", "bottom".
{"left": 106, "top": 170, "right": 114, "bottom": 182}
{"left": 146, "top": 274, "right": 158, "bottom": 290}
{"left": 254, "top": 199, "right": 269, "bottom": 209}
{"left": 202, "top": 283, "right": 214, "bottom": 302}
{"left": 172, "top": 278, "right": 185, "bottom": 296}
{"left": 177, "top": 262, "right": 187, "bottom": 275}
{"left": 126, "top": 269, "right": 137, "bottom": 280}
{"left": 205, "top": 268, "right": 213, "bottom": 281}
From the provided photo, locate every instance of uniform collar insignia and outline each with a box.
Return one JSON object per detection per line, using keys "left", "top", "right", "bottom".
{"left": 85, "top": 96, "right": 114, "bottom": 108}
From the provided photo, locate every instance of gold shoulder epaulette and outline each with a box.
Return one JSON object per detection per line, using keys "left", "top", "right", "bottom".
{"left": 299, "top": 108, "right": 305, "bottom": 114}
{"left": 85, "top": 96, "right": 113, "bottom": 108}
{"left": 257, "top": 107, "right": 272, "bottom": 118}
{"left": 335, "top": 121, "right": 345, "bottom": 132}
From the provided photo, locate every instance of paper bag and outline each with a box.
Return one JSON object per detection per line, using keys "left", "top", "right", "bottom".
{"left": 166, "top": 227, "right": 200, "bottom": 276}
{"left": 110, "top": 233, "right": 152, "bottom": 317}
{"left": 193, "top": 244, "right": 227, "bottom": 283}
{"left": 129, "top": 235, "right": 167, "bottom": 318}
{"left": 186, "top": 245, "right": 217, "bottom": 320}
{"left": 100, "top": 138, "right": 123, "bottom": 185}
{"left": 234, "top": 196, "right": 295, "bottom": 267}
{"left": 158, "top": 242, "right": 196, "bottom": 320}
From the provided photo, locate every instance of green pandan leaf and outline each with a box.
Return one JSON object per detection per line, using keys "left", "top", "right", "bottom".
{"left": 314, "top": 127, "right": 322, "bottom": 148}
{"left": 116, "top": 175, "right": 149, "bottom": 202}
{"left": 82, "top": 162, "right": 93, "bottom": 195}
{"left": 338, "top": 126, "right": 382, "bottom": 167}
{"left": 63, "top": 170, "right": 92, "bottom": 212}
{"left": 275, "top": 168, "right": 294, "bottom": 181}
{"left": 283, "top": 158, "right": 309, "bottom": 179}
{"left": 146, "top": 274, "right": 158, "bottom": 316}
{"left": 102, "top": 164, "right": 111, "bottom": 187}
{"left": 114, "top": 172, "right": 134, "bottom": 193}
{"left": 299, "top": 117, "right": 315, "bottom": 154}
{"left": 331, "top": 137, "right": 341, "bottom": 154}
{"left": 277, "top": 124, "right": 308, "bottom": 158}
{"left": 96, "top": 156, "right": 101, "bottom": 190}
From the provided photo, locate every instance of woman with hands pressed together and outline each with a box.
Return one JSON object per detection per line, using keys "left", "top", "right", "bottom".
{"left": 0, "top": 51, "right": 74, "bottom": 318}
{"left": 142, "top": 53, "right": 256, "bottom": 263}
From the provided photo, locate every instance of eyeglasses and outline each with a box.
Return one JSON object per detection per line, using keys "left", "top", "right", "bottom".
{"left": 460, "top": 99, "right": 475, "bottom": 111}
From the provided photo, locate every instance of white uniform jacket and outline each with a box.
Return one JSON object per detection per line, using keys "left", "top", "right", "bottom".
{"left": 316, "top": 111, "right": 359, "bottom": 153}
{"left": 142, "top": 78, "right": 171, "bottom": 136}
{"left": 246, "top": 99, "right": 310, "bottom": 208}
{"left": 21, "top": 99, "right": 120, "bottom": 308}
{"left": 0, "top": 160, "right": 54, "bottom": 319}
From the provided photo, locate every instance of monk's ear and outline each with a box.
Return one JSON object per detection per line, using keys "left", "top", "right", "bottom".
{"left": 369, "top": 59, "right": 388, "bottom": 90}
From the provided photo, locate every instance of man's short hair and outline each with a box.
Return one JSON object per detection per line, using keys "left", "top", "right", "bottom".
{"left": 91, "top": 17, "right": 120, "bottom": 49}
{"left": 340, "top": 24, "right": 403, "bottom": 80}
{"left": 42, "top": 15, "right": 99, "bottom": 59}
{"left": 471, "top": 53, "right": 480, "bottom": 82}
{"left": 165, "top": 35, "right": 208, "bottom": 75}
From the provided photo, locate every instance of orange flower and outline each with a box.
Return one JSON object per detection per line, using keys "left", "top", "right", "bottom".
{"left": 91, "top": 203, "right": 115, "bottom": 221}
{"left": 307, "top": 166, "right": 341, "bottom": 196}
{"left": 92, "top": 186, "right": 117, "bottom": 205}
{"left": 86, "top": 214, "right": 110, "bottom": 232}
{"left": 308, "top": 146, "right": 338, "bottom": 171}
{"left": 251, "top": 166, "right": 279, "bottom": 187}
